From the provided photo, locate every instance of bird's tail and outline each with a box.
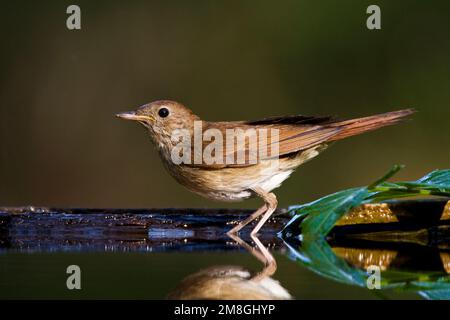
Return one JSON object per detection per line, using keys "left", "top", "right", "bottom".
{"left": 328, "top": 108, "right": 415, "bottom": 142}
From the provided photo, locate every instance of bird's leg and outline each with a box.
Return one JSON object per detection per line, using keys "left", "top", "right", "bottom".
{"left": 227, "top": 204, "right": 267, "bottom": 235}
{"left": 226, "top": 233, "right": 277, "bottom": 281}
{"left": 250, "top": 189, "right": 278, "bottom": 236}
{"left": 226, "top": 233, "right": 267, "bottom": 263}
{"left": 250, "top": 234, "right": 277, "bottom": 281}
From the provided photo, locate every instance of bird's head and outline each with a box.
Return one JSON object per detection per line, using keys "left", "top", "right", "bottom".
{"left": 116, "top": 100, "right": 200, "bottom": 148}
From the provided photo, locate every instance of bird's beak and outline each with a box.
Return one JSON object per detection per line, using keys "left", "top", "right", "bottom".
{"left": 116, "top": 111, "right": 155, "bottom": 122}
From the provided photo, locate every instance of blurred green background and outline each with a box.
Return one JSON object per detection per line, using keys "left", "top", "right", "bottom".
{"left": 1, "top": 0, "right": 449, "bottom": 209}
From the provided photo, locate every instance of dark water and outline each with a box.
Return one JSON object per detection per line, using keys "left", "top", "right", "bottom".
{"left": 0, "top": 208, "right": 448, "bottom": 299}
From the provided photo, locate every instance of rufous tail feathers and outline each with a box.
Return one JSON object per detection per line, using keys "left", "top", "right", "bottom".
{"left": 328, "top": 108, "right": 415, "bottom": 142}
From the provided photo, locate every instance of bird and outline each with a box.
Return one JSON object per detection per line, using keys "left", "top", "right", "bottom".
{"left": 116, "top": 100, "right": 414, "bottom": 236}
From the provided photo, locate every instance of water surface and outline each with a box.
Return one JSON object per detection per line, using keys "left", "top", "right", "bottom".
{"left": 0, "top": 207, "right": 448, "bottom": 299}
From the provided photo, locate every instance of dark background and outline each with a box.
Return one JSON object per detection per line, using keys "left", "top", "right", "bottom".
{"left": 1, "top": 0, "right": 449, "bottom": 209}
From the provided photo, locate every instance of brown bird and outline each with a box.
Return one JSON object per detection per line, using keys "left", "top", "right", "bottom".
{"left": 117, "top": 100, "right": 414, "bottom": 235}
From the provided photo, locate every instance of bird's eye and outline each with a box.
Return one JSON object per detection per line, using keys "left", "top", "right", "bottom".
{"left": 158, "top": 107, "right": 169, "bottom": 118}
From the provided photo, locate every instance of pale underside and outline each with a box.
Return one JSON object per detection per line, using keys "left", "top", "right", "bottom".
{"left": 162, "top": 144, "right": 327, "bottom": 202}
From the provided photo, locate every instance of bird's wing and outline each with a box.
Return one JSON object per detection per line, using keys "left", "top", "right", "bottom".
{"left": 274, "top": 125, "right": 341, "bottom": 156}
{"left": 183, "top": 116, "right": 342, "bottom": 169}
{"left": 181, "top": 109, "right": 414, "bottom": 169}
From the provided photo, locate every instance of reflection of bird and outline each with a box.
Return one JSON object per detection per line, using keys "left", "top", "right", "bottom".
{"left": 117, "top": 100, "right": 414, "bottom": 235}
{"left": 167, "top": 234, "right": 291, "bottom": 300}
{"left": 166, "top": 265, "right": 291, "bottom": 300}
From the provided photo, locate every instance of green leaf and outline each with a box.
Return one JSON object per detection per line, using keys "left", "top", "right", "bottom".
{"left": 419, "top": 289, "right": 450, "bottom": 300}
{"left": 283, "top": 238, "right": 368, "bottom": 287}
{"left": 281, "top": 167, "right": 450, "bottom": 299}
{"left": 283, "top": 187, "right": 361, "bottom": 234}
{"left": 369, "top": 169, "right": 450, "bottom": 200}
{"left": 283, "top": 237, "right": 450, "bottom": 297}
{"left": 283, "top": 167, "right": 450, "bottom": 238}
{"left": 417, "top": 169, "right": 450, "bottom": 187}
{"left": 300, "top": 188, "right": 371, "bottom": 237}
{"left": 368, "top": 164, "right": 405, "bottom": 189}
